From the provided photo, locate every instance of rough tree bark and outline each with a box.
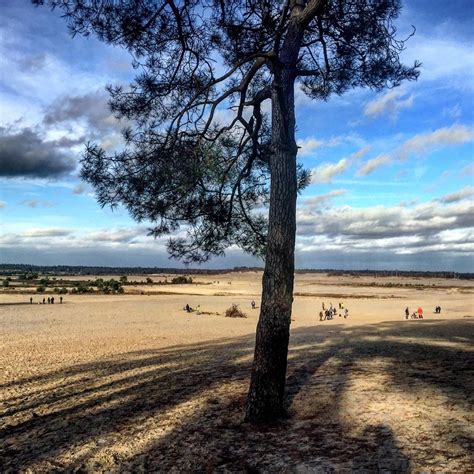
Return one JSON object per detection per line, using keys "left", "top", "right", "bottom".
{"left": 246, "top": 9, "right": 304, "bottom": 423}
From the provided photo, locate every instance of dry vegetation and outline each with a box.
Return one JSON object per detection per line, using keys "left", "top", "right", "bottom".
{"left": 0, "top": 271, "right": 473, "bottom": 471}
{"left": 225, "top": 304, "right": 247, "bottom": 318}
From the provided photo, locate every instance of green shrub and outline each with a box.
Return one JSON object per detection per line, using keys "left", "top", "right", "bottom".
{"left": 36, "top": 286, "right": 45, "bottom": 292}
{"left": 171, "top": 275, "right": 193, "bottom": 284}
{"left": 74, "top": 283, "right": 93, "bottom": 294}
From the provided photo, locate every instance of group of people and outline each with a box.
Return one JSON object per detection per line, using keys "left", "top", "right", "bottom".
{"left": 405, "top": 305, "right": 442, "bottom": 319}
{"left": 30, "top": 296, "right": 63, "bottom": 304}
{"left": 319, "top": 302, "right": 348, "bottom": 321}
{"left": 184, "top": 304, "right": 201, "bottom": 314}
{"left": 405, "top": 307, "right": 423, "bottom": 319}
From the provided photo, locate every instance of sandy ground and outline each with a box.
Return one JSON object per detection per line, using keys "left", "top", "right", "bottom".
{"left": 0, "top": 272, "right": 473, "bottom": 472}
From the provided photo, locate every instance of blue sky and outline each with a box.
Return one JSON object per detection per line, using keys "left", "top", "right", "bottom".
{"left": 0, "top": 0, "right": 473, "bottom": 271}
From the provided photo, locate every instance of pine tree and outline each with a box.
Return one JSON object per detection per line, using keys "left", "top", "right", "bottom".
{"left": 35, "top": 0, "right": 419, "bottom": 422}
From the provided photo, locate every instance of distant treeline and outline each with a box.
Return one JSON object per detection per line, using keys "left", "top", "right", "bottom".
{"left": 0, "top": 264, "right": 262, "bottom": 276}
{"left": 299, "top": 269, "right": 474, "bottom": 280}
{"left": 0, "top": 264, "right": 472, "bottom": 280}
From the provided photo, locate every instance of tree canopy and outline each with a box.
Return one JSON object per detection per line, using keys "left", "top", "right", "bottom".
{"left": 34, "top": 0, "right": 419, "bottom": 264}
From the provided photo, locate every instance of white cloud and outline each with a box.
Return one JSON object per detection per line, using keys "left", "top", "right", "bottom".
{"left": 364, "top": 88, "right": 414, "bottom": 119}
{"left": 397, "top": 125, "right": 474, "bottom": 160}
{"left": 310, "top": 158, "right": 349, "bottom": 183}
{"left": 308, "top": 145, "right": 372, "bottom": 182}
{"left": 2, "top": 226, "right": 154, "bottom": 249}
{"left": 439, "top": 186, "right": 474, "bottom": 204}
{"left": 297, "top": 137, "right": 324, "bottom": 156}
{"left": 73, "top": 184, "right": 86, "bottom": 195}
{"left": 296, "top": 196, "right": 474, "bottom": 256}
{"left": 461, "top": 164, "right": 474, "bottom": 176}
{"left": 356, "top": 125, "right": 474, "bottom": 176}
{"left": 303, "top": 189, "right": 348, "bottom": 207}
{"left": 19, "top": 199, "right": 54, "bottom": 208}
{"left": 401, "top": 35, "right": 474, "bottom": 84}
{"left": 21, "top": 228, "right": 72, "bottom": 238}
{"left": 349, "top": 145, "right": 371, "bottom": 161}
{"left": 86, "top": 228, "right": 145, "bottom": 244}
{"left": 443, "top": 104, "right": 462, "bottom": 120}
{"left": 356, "top": 154, "right": 392, "bottom": 177}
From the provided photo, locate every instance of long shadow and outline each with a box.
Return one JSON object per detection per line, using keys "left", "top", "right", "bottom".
{"left": 1, "top": 320, "right": 473, "bottom": 471}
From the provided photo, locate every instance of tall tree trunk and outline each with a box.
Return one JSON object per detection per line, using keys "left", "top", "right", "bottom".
{"left": 245, "top": 68, "right": 298, "bottom": 422}
{"left": 245, "top": 2, "right": 307, "bottom": 423}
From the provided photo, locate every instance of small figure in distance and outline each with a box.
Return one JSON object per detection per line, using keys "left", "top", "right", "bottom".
{"left": 51, "top": 297, "right": 55, "bottom": 304}
{"left": 196, "top": 304, "right": 201, "bottom": 315}
{"left": 43, "top": 297, "right": 46, "bottom": 304}
{"left": 322, "top": 302, "right": 325, "bottom": 311}
{"left": 418, "top": 306, "right": 423, "bottom": 319}
{"left": 47, "top": 297, "right": 51, "bottom": 304}
{"left": 344, "top": 308, "right": 349, "bottom": 318}
{"left": 319, "top": 310, "right": 324, "bottom": 321}
{"left": 30, "top": 297, "right": 33, "bottom": 304}
{"left": 185, "top": 303, "right": 191, "bottom": 313}
{"left": 412, "top": 311, "right": 417, "bottom": 319}
{"left": 60, "top": 296, "right": 63, "bottom": 304}
{"left": 251, "top": 300, "right": 256, "bottom": 309}
{"left": 405, "top": 307, "right": 409, "bottom": 319}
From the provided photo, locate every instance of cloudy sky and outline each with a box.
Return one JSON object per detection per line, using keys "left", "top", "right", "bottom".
{"left": 0, "top": 0, "right": 473, "bottom": 271}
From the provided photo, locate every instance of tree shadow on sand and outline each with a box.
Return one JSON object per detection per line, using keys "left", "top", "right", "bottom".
{"left": 1, "top": 320, "right": 473, "bottom": 471}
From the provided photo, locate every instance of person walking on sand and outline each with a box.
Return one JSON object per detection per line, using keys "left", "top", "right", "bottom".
{"left": 251, "top": 300, "right": 256, "bottom": 309}
{"left": 322, "top": 302, "right": 325, "bottom": 311}
{"left": 47, "top": 297, "right": 51, "bottom": 304}
{"left": 344, "top": 308, "right": 349, "bottom": 319}
{"left": 405, "top": 307, "right": 409, "bottom": 319}
{"left": 60, "top": 296, "right": 63, "bottom": 304}
{"left": 30, "top": 297, "right": 33, "bottom": 304}
{"left": 418, "top": 307, "right": 423, "bottom": 319}
{"left": 319, "top": 310, "right": 324, "bottom": 321}
{"left": 51, "top": 297, "right": 55, "bottom": 304}
{"left": 43, "top": 297, "right": 46, "bottom": 304}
